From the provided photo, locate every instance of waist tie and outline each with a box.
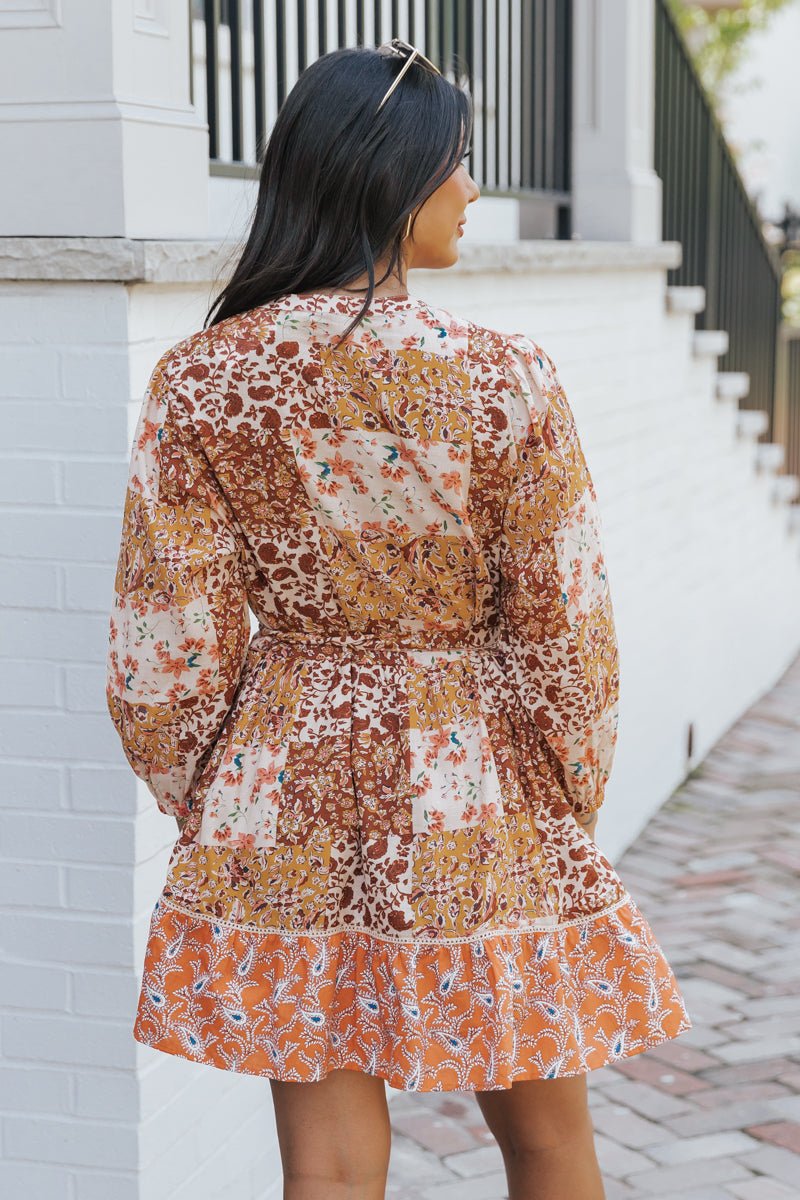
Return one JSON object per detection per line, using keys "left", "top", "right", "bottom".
{"left": 246, "top": 624, "right": 506, "bottom": 661}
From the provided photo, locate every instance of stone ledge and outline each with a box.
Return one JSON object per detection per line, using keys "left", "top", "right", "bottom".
{"left": 0, "top": 237, "right": 232, "bottom": 284}
{"left": 0, "top": 236, "right": 683, "bottom": 284}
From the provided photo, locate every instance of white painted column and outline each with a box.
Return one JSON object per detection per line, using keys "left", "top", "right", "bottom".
{"left": 0, "top": 264, "right": 284, "bottom": 1200}
{"left": 571, "top": 0, "right": 663, "bottom": 243}
{"left": 0, "top": 5, "right": 283, "bottom": 1198}
{"left": 0, "top": 0, "right": 208, "bottom": 237}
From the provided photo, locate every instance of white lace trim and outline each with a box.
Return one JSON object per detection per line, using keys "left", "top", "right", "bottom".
{"left": 157, "top": 890, "right": 634, "bottom": 945}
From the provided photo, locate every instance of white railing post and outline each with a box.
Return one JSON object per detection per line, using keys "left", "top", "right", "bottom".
{"left": 571, "top": 0, "right": 663, "bottom": 243}
{"left": 0, "top": 0, "right": 208, "bottom": 237}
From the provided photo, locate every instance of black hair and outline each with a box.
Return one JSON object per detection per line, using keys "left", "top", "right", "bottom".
{"left": 204, "top": 45, "right": 472, "bottom": 346}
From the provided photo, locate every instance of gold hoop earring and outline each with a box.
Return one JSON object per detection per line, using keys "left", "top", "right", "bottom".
{"left": 402, "top": 212, "right": 413, "bottom": 241}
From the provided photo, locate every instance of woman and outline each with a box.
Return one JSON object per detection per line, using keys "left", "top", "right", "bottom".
{"left": 106, "top": 40, "right": 691, "bottom": 1200}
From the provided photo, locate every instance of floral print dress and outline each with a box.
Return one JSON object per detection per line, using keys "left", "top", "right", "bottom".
{"left": 106, "top": 291, "right": 691, "bottom": 1091}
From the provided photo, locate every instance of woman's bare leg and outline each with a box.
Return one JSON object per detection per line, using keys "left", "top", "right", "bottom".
{"left": 474, "top": 1073, "right": 605, "bottom": 1200}
{"left": 270, "top": 1068, "right": 392, "bottom": 1200}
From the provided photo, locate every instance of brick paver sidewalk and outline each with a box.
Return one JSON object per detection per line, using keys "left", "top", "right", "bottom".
{"left": 385, "top": 651, "right": 800, "bottom": 1200}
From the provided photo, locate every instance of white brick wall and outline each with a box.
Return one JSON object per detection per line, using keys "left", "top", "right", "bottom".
{"left": 0, "top": 279, "right": 280, "bottom": 1200}
{"left": 1, "top": 243, "right": 799, "bottom": 1198}
{"left": 415, "top": 257, "right": 800, "bottom": 856}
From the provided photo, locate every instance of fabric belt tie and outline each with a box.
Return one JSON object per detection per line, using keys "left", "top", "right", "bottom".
{"left": 247, "top": 624, "right": 506, "bottom": 660}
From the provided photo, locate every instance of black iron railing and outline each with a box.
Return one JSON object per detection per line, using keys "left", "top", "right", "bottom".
{"left": 193, "top": 0, "right": 572, "bottom": 233}
{"left": 776, "top": 329, "right": 800, "bottom": 486}
{"left": 654, "top": 0, "right": 785, "bottom": 441}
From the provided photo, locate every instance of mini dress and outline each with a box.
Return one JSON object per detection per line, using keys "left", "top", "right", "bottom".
{"left": 106, "top": 291, "right": 691, "bottom": 1091}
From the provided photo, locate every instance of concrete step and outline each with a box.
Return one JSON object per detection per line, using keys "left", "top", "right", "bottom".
{"left": 755, "top": 442, "right": 786, "bottom": 475}
{"left": 736, "top": 408, "right": 770, "bottom": 439}
{"left": 773, "top": 475, "right": 800, "bottom": 505}
{"left": 666, "top": 284, "right": 706, "bottom": 315}
{"left": 715, "top": 371, "right": 750, "bottom": 403}
{"left": 693, "top": 329, "right": 729, "bottom": 359}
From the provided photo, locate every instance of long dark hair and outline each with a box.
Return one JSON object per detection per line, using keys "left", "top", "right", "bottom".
{"left": 205, "top": 45, "right": 472, "bottom": 346}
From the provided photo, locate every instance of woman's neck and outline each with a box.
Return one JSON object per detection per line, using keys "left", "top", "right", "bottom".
{"left": 310, "top": 264, "right": 409, "bottom": 299}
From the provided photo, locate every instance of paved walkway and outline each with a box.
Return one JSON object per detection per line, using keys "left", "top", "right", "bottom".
{"left": 385, "top": 652, "right": 800, "bottom": 1200}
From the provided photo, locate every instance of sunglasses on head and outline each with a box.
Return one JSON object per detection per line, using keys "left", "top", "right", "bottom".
{"left": 375, "top": 37, "right": 442, "bottom": 113}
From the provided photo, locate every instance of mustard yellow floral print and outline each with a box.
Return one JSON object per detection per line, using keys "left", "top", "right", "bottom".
{"left": 106, "top": 292, "right": 689, "bottom": 1092}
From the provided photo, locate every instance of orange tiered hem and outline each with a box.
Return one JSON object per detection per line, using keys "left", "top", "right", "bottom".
{"left": 132, "top": 891, "right": 691, "bottom": 1092}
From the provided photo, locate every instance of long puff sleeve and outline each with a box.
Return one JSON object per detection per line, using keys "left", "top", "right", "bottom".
{"left": 105, "top": 352, "right": 252, "bottom": 823}
{"left": 498, "top": 332, "right": 620, "bottom": 818}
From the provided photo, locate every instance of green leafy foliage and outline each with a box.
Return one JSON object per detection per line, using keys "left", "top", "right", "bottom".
{"left": 665, "top": 0, "right": 796, "bottom": 103}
